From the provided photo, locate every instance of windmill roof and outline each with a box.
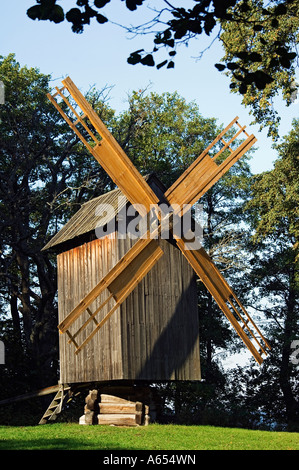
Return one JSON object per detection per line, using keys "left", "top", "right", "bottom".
{"left": 42, "top": 173, "right": 166, "bottom": 252}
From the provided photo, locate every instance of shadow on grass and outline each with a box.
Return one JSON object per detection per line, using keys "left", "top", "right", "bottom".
{"left": 0, "top": 438, "right": 131, "bottom": 451}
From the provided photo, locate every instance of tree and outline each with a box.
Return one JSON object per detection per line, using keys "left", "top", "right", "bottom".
{"left": 197, "top": 143, "right": 256, "bottom": 389}
{"left": 220, "top": 0, "right": 299, "bottom": 138}
{"left": 0, "top": 54, "right": 114, "bottom": 392}
{"left": 113, "top": 88, "right": 220, "bottom": 187}
{"left": 243, "top": 121, "right": 299, "bottom": 429}
{"left": 26, "top": 0, "right": 299, "bottom": 137}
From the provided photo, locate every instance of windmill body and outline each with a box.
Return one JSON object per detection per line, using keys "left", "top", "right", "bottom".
{"left": 44, "top": 175, "right": 201, "bottom": 384}
{"left": 44, "top": 77, "right": 271, "bottom": 387}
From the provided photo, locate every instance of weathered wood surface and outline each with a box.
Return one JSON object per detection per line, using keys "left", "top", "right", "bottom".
{"left": 97, "top": 413, "right": 142, "bottom": 426}
{"left": 97, "top": 393, "right": 144, "bottom": 426}
{"left": 59, "top": 237, "right": 164, "bottom": 355}
{"left": 78, "top": 389, "right": 99, "bottom": 425}
{"left": 118, "top": 237, "right": 200, "bottom": 381}
{"left": 58, "top": 236, "right": 200, "bottom": 383}
{"left": 100, "top": 394, "right": 136, "bottom": 404}
{"left": 99, "top": 403, "right": 143, "bottom": 414}
{"left": 58, "top": 234, "right": 123, "bottom": 383}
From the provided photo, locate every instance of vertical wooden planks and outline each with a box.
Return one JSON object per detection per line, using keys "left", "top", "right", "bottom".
{"left": 58, "top": 235, "right": 124, "bottom": 383}
{"left": 119, "top": 238, "right": 200, "bottom": 381}
{"left": 58, "top": 235, "right": 201, "bottom": 383}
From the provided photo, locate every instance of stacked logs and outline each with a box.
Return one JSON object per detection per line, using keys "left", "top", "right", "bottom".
{"left": 79, "top": 389, "right": 151, "bottom": 426}
{"left": 79, "top": 389, "right": 99, "bottom": 425}
{"left": 98, "top": 394, "right": 148, "bottom": 426}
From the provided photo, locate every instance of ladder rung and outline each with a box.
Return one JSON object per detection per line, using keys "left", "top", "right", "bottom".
{"left": 66, "top": 330, "right": 79, "bottom": 348}
{"left": 221, "top": 137, "right": 233, "bottom": 153}
{"left": 236, "top": 120, "right": 249, "bottom": 137}
{"left": 39, "top": 384, "right": 70, "bottom": 424}
{"left": 48, "top": 402, "right": 60, "bottom": 408}
{"left": 87, "top": 307, "right": 99, "bottom": 326}
{"left": 74, "top": 113, "right": 86, "bottom": 126}
{"left": 242, "top": 319, "right": 250, "bottom": 330}
{"left": 43, "top": 408, "right": 59, "bottom": 418}
{"left": 227, "top": 297, "right": 267, "bottom": 355}
{"left": 54, "top": 86, "right": 100, "bottom": 146}
{"left": 212, "top": 125, "right": 248, "bottom": 162}
{"left": 52, "top": 86, "right": 66, "bottom": 98}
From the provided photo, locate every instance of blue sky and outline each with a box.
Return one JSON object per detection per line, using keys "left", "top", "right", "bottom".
{"left": 1, "top": 0, "right": 298, "bottom": 174}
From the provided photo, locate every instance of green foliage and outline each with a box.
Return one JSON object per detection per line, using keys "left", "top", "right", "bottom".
{"left": 0, "top": 54, "right": 115, "bottom": 391}
{"left": 220, "top": 0, "right": 299, "bottom": 138}
{"left": 27, "top": 0, "right": 64, "bottom": 24}
{"left": 247, "top": 119, "right": 299, "bottom": 247}
{"left": 24, "top": 1, "right": 299, "bottom": 136}
{"left": 241, "top": 121, "right": 299, "bottom": 429}
{"left": 113, "top": 89, "right": 219, "bottom": 187}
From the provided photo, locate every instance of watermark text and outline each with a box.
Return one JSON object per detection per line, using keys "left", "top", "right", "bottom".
{"left": 290, "top": 340, "right": 299, "bottom": 367}
{"left": 95, "top": 198, "right": 203, "bottom": 250}
{"left": 0, "top": 81, "right": 4, "bottom": 105}
{"left": 0, "top": 341, "right": 4, "bottom": 365}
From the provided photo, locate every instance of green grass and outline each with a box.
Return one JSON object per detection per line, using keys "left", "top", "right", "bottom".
{"left": 0, "top": 423, "right": 298, "bottom": 450}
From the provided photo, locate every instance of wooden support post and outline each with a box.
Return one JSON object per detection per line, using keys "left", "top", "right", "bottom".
{"left": 79, "top": 389, "right": 99, "bottom": 425}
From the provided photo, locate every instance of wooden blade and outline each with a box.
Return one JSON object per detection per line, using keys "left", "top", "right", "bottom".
{"left": 48, "top": 77, "right": 159, "bottom": 217}
{"left": 175, "top": 238, "right": 271, "bottom": 364}
{"left": 49, "top": 79, "right": 265, "bottom": 362}
{"left": 165, "top": 117, "right": 257, "bottom": 216}
{"left": 58, "top": 236, "right": 164, "bottom": 354}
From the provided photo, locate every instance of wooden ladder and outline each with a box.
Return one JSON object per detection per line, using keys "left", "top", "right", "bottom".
{"left": 39, "top": 383, "right": 70, "bottom": 424}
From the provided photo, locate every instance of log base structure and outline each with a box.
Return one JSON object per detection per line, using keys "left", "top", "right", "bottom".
{"left": 79, "top": 386, "right": 155, "bottom": 426}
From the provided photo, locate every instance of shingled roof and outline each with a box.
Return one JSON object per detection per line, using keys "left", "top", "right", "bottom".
{"left": 42, "top": 174, "right": 166, "bottom": 252}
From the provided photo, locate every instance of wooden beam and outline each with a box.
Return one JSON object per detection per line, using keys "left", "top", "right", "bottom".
{"left": 175, "top": 240, "right": 270, "bottom": 365}
{"left": 58, "top": 236, "right": 163, "bottom": 334}
{"left": 60, "top": 77, "right": 159, "bottom": 216}
{"left": 164, "top": 118, "right": 257, "bottom": 215}
{"left": 0, "top": 384, "right": 71, "bottom": 406}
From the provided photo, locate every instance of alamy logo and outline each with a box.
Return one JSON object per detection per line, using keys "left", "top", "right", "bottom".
{"left": 0, "top": 341, "right": 4, "bottom": 365}
{"left": 95, "top": 197, "right": 203, "bottom": 250}
{"left": 290, "top": 340, "right": 299, "bottom": 366}
{"left": 0, "top": 81, "right": 4, "bottom": 105}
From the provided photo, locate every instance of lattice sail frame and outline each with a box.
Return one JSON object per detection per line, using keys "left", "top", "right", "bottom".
{"left": 48, "top": 77, "right": 271, "bottom": 364}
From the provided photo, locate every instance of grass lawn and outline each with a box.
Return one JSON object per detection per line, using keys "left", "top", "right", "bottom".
{"left": 0, "top": 423, "right": 298, "bottom": 450}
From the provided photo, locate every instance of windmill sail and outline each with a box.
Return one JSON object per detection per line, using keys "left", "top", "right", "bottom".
{"left": 175, "top": 238, "right": 270, "bottom": 364}
{"left": 48, "top": 78, "right": 270, "bottom": 364}
{"left": 165, "top": 117, "right": 256, "bottom": 215}
{"left": 48, "top": 77, "right": 159, "bottom": 217}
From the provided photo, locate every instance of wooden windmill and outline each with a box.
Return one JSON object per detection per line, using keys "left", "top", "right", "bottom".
{"left": 45, "top": 77, "right": 270, "bottom": 400}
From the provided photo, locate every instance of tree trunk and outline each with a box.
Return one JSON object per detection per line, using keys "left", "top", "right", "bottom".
{"left": 15, "top": 251, "right": 32, "bottom": 349}
{"left": 10, "top": 283, "right": 22, "bottom": 345}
